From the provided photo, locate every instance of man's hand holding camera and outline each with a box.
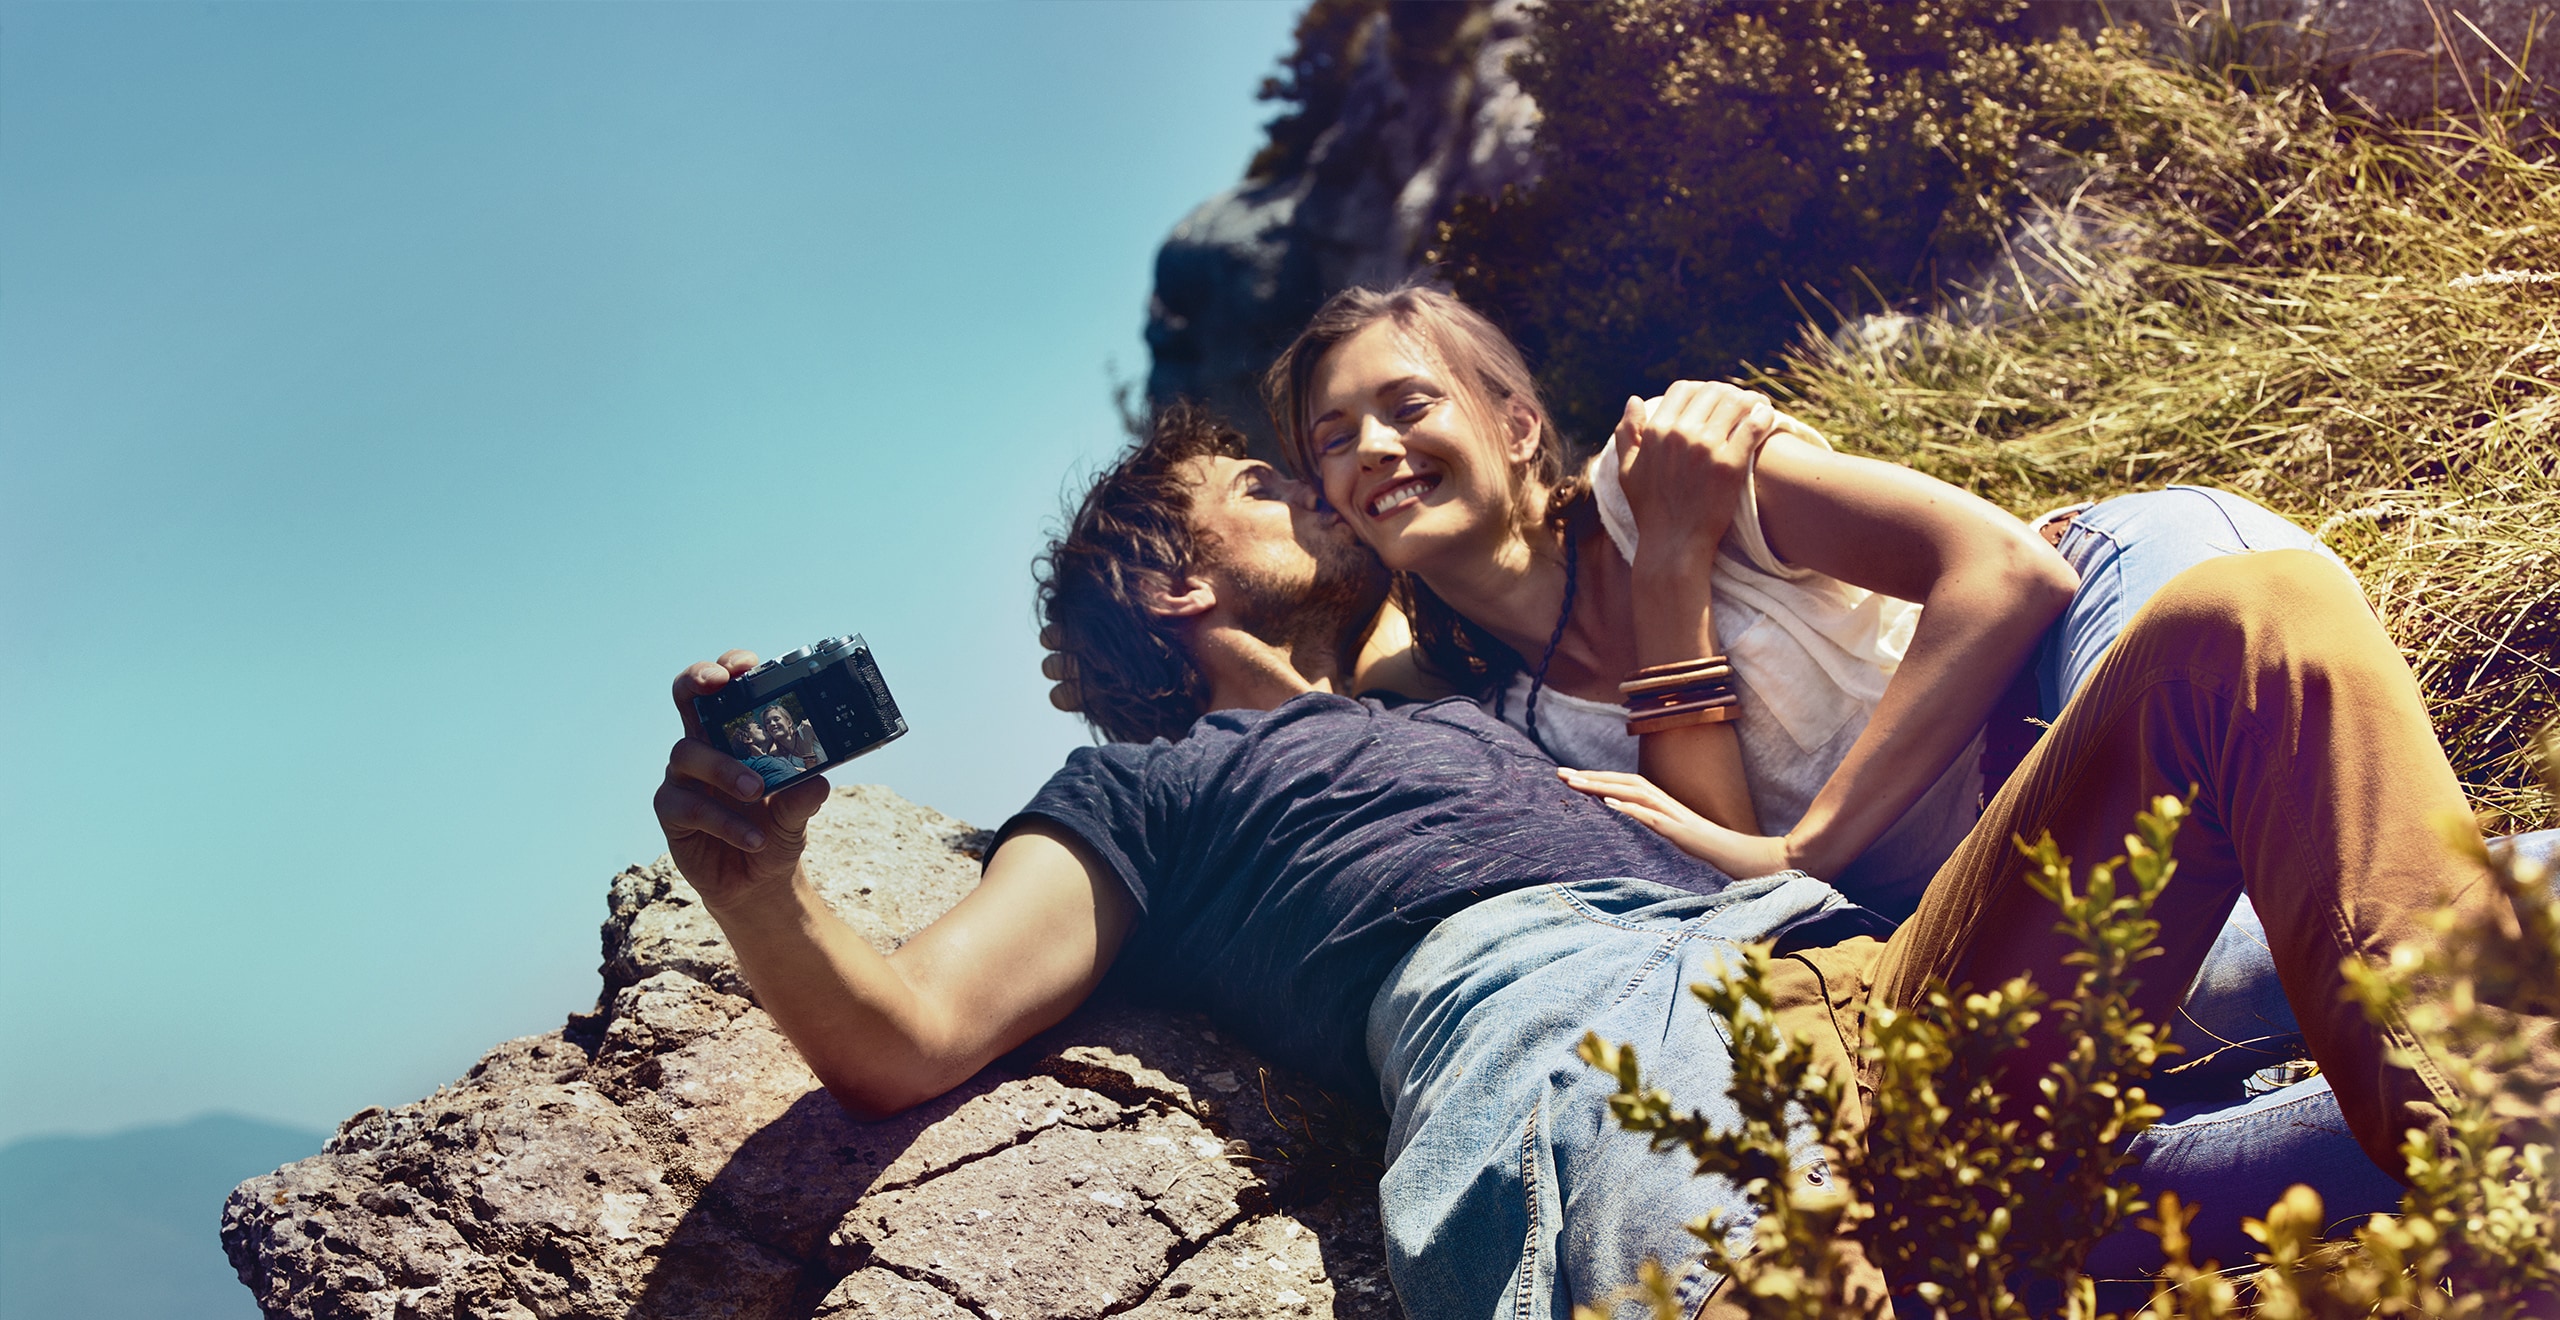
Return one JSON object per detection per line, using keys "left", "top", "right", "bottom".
{"left": 645, "top": 644, "right": 1125, "bottom": 1122}
{"left": 655, "top": 652, "right": 833, "bottom": 912}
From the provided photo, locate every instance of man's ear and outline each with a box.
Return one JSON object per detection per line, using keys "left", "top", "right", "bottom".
{"left": 1137, "top": 571, "right": 1217, "bottom": 621}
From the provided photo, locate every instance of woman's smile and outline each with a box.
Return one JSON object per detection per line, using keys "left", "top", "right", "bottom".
{"left": 1364, "top": 471, "right": 1442, "bottom": 519}
{"left": 1304, "top": 322, "right": 1522, "bottom": 570}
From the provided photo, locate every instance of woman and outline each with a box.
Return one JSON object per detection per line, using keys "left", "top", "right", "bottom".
{"left": 1275, "top": 284, "right": 2155, "bottom": 913}
{"left": 1264, "top": 282, "right": 2416, "bottom": 1273}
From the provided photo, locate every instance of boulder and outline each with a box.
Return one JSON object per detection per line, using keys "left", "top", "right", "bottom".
{"left": 1144, "top": 0, "right": 1539, "bottom": 460}
{"left": 223, "top": 785, "right": 1395, "bottom": 1320}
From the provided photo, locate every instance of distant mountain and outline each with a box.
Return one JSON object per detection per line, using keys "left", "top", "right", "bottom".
{"left": 0, "top": 1113, "right": 323, "bottom": 1320}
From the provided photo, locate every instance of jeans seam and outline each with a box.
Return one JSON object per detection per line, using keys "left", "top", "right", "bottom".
{"left": 1515, "top": 1097, "right": 1541, "bottom": 1320}
{"left": 1551, "top": 884, "right": 1706, "bottom": 1007}
{"left": 2144, "top": 652, "right": 2463, "bottom": 1122}
{"left": 1611, "top": 939, "right": 1679, "bottom": 1007}
{"left": 2146, "top": 1085, "right": 2344, "bottom": 1137}
{"left": 1553, "top": 883, "right": 1667, "bottom": 933}
{"left": 2201, "top": 659, "right": 2466, "bottom": 1115}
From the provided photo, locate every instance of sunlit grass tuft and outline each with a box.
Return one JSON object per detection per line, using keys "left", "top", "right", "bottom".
{"left": 1765, "top": 33, "right": 2560, "bottom": 828}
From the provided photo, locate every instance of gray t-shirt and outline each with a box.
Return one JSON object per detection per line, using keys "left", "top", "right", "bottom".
{"left": 1001, "top": 694, "right": 1878, "bottom": 1090}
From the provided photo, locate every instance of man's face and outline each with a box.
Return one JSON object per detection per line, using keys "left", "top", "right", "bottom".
{"left": 1175, "top": 454, "right": 1388, "bottom": 645}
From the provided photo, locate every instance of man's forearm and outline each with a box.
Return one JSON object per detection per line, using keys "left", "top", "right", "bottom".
{"left": 703, "top": 869, "right": 957, "bottom": 1119}
{"left": 694, "top": 826, "right": 1133, "bottom": 1122}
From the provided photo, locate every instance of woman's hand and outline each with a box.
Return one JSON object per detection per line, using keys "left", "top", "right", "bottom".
{"left": 1615, "top": 381, "right": 1778, "bottom": 578}
{"left": 1558, "top": 766, "right": 1797, "bottom": 879}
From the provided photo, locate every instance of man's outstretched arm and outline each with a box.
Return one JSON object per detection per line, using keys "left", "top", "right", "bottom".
{"left": 655, "top": 654, "right": 1136, "bottom": 1120}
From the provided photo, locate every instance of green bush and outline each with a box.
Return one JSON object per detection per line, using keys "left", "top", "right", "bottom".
{"left": 1433, "top": 0, "right": 2072, "bottom": 441}
{"left": 1580, "top": 796, "right": 2188, "bottom": 1319}
{"left": 1582, "top": 766, "right": 2560, "bottom": 1317}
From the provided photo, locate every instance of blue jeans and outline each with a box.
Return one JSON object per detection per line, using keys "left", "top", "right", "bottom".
{"left": 2033, "top": 486, "right": 2353, "bottom": 719}
{"left": 1368, "top": 875, "right": 1859, "bottom": 1320}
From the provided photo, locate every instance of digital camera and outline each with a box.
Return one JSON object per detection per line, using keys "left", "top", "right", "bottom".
{"left": 692, "top": 634, "right": 908, "bottom": 794}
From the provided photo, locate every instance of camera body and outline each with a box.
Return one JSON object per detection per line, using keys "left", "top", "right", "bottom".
{"left": 693, "top": 634, "right": 908, "bottom": 794}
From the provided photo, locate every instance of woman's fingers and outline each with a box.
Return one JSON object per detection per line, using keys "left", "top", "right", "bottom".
{"left": 1557, "top": 767, "right": 1679, "bottom": 812}
{"left": 1691, "top": 386, "right": 1758, "bottom": 456}
{"left": 1558, "top": 766, "right": 1647, "bottom": 789}
{"left": 1638, "top": 378, "right": 1781, "bottom": 460}
{"left": 1602, "top": 797, "right": 1671, "bottom": 829}
{"left": 1616, "top": 395, "right": 1650, "bottom": 454}
{"left": 1600, "top": 798, "right": 1711, "bottom": 858}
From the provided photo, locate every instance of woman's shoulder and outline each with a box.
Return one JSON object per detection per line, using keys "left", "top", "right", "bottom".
{"left": 1349, "top": 602, "right": 1460, "bottom": 704}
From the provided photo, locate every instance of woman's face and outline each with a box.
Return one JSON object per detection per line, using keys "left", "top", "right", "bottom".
{"left": 1304, "top": 321, "right": 1530, "bottom": 574}
{"left": 761, "top": 706, "right": 794, "bottom": 738}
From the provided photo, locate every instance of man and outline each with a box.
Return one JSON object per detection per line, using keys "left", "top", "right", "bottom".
{"left": 654, "top": 405, "right": 2553, "bottom": 1319}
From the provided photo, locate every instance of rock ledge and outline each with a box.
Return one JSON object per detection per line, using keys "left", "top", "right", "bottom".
{"left": 223, "top": 785, "right": 1393, "bottom": 1320}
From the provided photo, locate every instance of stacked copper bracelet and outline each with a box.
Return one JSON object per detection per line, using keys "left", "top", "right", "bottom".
{"left": 1620, "top": 656, "right": 1740, "bottom": 734}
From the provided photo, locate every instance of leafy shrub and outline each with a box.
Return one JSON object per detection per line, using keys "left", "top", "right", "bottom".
{"left": 1579, "top": 796, "right": 2189, "bottom": 1319}
{"left": 1432, "top": 0, "right": 2074, "bottom": 441}
{"left": 1578, "top": 748, "right": 2560, "bottom": 1318}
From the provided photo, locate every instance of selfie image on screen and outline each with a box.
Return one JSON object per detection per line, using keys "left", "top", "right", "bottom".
{"left": 723, "top": 693, "right": 829, "bottom": 788}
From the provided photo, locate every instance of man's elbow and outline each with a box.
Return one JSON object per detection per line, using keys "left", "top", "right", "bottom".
{"left": 819, "top": 1072, "right": 942, "bottom": 1123}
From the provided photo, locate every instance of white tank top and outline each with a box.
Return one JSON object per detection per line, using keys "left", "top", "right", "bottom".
{"left": 1490, "top": 433, "right": 1983, "bottom": 916}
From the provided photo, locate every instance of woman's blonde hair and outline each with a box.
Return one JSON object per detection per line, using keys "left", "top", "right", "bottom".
{"left": 1263, "top": 284, "right": 1593, "bottom": 698}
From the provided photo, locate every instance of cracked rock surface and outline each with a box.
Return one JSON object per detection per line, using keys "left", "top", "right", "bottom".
{"left": 223, "top": 785, "right": 1394, "bottom": 1319}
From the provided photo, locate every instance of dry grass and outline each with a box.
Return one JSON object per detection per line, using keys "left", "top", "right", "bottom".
{"left": 1763, "top": 33, "right": 2560, "bottom": 829}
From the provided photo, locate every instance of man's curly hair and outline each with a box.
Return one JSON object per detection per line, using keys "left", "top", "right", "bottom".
{"left": 1036, "top": 402, "right": 1249, "bottom": 743}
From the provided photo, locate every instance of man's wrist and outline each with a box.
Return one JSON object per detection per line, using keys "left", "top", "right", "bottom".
{"left": 700, "top": 864, "right": 811, "bottom": 930}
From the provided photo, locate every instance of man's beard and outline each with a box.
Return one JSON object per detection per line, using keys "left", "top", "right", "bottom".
{"left": 1221, "top": 536, "right": 1391, "bottom": 656}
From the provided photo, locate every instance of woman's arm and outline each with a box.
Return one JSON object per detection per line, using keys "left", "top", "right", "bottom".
{"left": 1617, "top": 385, "right": 1778, "bottom": 834}
{"left": 1572, "top": 428, "right": 2074, "bottom": 880}
{"left": 1752, "top": 433, "right": 2075, "bottom": 877}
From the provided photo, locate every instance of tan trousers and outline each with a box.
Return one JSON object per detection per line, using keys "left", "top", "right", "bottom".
{"left": 1816, "top": 549, "right": 2554, "bottom": 1176}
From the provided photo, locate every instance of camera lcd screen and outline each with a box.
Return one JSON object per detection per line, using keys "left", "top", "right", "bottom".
{"left": 702, "top": 654, "right": 901, "bottom": 794}
{"left": 723, "top": 693, "right": 831, "bottom": 789}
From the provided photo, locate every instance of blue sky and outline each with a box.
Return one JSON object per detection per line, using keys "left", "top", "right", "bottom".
{"left": 0, "top": 0, "right": 1304, "bottom": 1146}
